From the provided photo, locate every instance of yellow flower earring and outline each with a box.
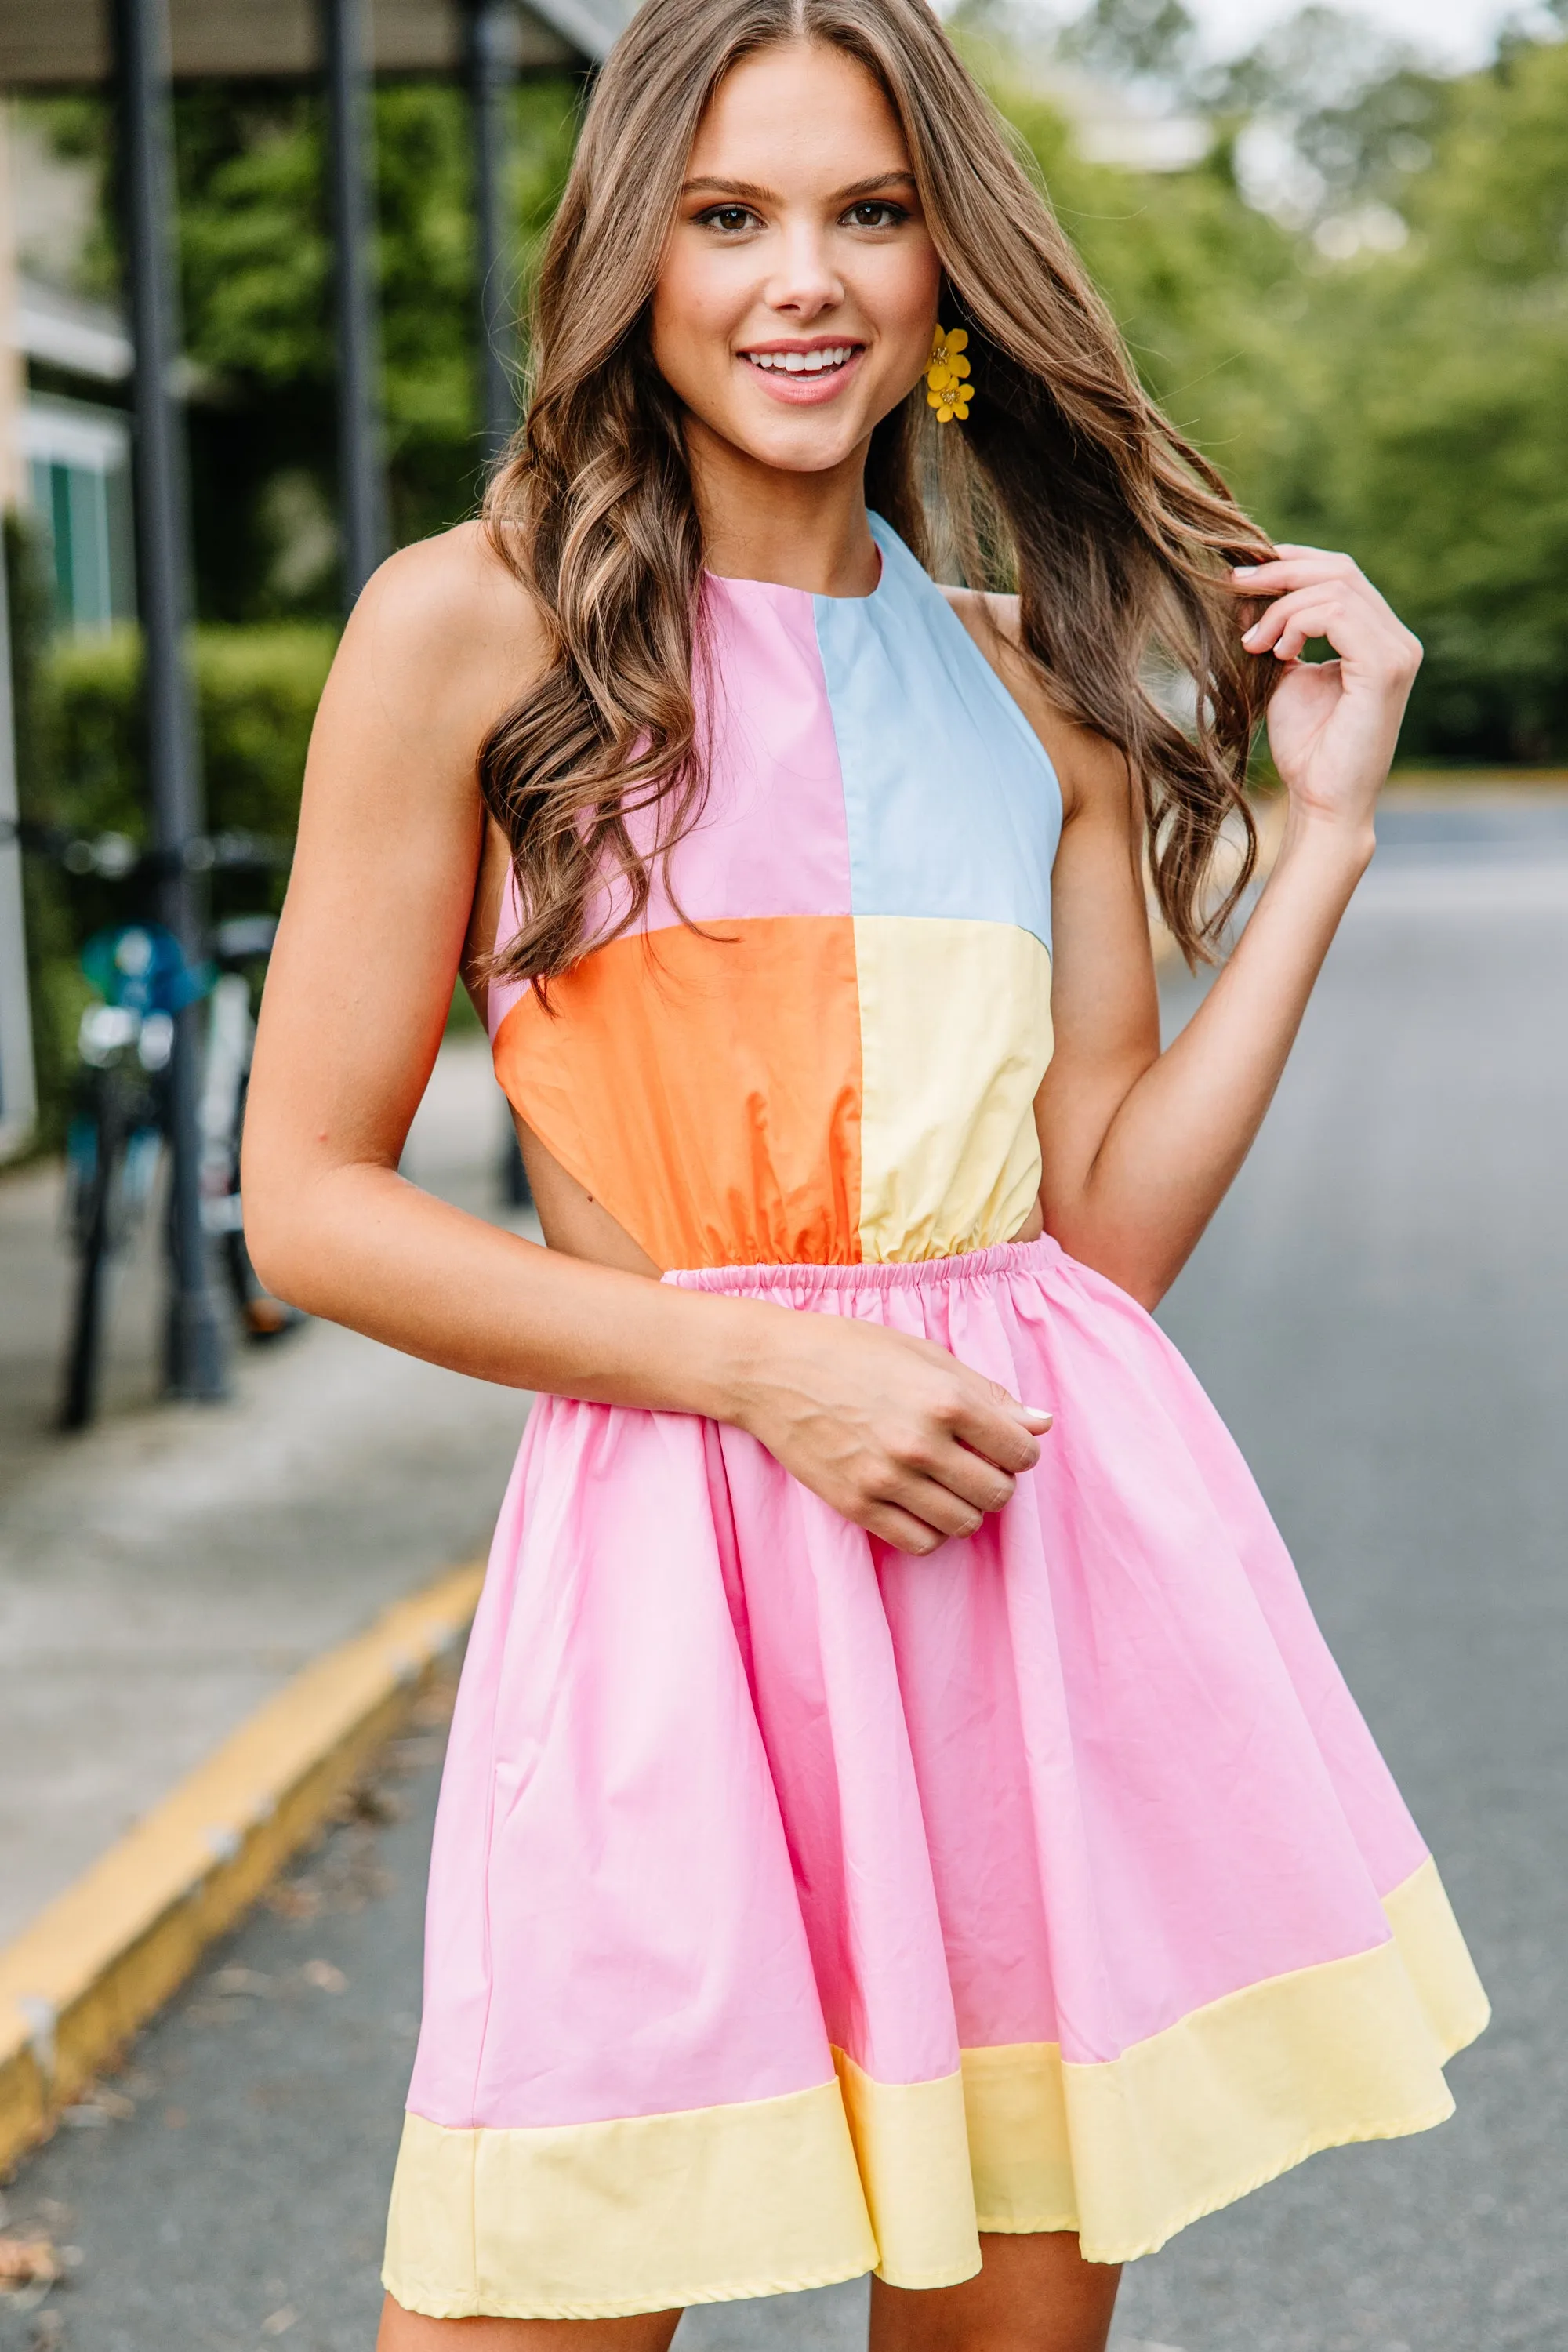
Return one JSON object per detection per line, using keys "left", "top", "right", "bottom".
{"left": 926, "top": 324, "right": 973, "bottom": 424}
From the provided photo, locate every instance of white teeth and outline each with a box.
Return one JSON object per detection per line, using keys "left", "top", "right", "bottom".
{"left": 746, "top": 345, "right": 854, "bottom": 373}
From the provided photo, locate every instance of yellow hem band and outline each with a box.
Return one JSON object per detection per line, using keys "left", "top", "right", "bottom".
{"left": 383, "top": 2075, "right": 882, "bottom": 2322}
{"left": 383, "top": 1856, "right": 1488, "bottom": 2318}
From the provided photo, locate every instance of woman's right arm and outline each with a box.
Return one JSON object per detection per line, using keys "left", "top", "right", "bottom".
{"left": 242, "top": 526, "right": 1044, "bottom": 1554}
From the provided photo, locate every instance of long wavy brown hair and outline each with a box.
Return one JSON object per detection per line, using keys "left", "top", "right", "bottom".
{"left": 481, "top": 0, "right": 1276, "bottom": 983}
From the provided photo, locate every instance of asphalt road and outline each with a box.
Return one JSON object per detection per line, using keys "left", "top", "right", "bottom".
{"left": 4, "top": 796, "right": 1565, "bottom": 2352}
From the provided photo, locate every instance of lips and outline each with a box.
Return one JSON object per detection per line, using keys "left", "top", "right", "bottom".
{"left": 737, "top": 341, "right": 867, "bottom": 406}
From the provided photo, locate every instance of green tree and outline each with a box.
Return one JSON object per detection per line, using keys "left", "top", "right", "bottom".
{"left": 1240, "top": 31, "right": 1568, "bottom": 757}
{"left": 1016, "top": 106, "right": 1302, "bottom": 491}
{"left": 975, "top": 16, "right": 1568, "bottom": 760}
{"left": 174, "top": 76, "right": 580, "bottom": 615}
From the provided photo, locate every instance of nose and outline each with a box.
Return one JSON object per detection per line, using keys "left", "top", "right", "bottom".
{"left": 761, "top": 218, "right": 843, "bottom": 322}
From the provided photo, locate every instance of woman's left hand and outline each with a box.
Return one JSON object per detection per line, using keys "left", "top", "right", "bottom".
{"left": 1232, "top": 546, "right": 1422, "bottom": 837}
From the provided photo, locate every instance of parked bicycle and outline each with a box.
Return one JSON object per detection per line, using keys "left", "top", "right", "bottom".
{"left": 59, "top": 923, "right": 183, "bottom": 1428}
{"left": 2, "top": 818, "right": 301, "bottom": 1426}
{"left": 60, "top": 907, "right": 303, "bottom": 1425}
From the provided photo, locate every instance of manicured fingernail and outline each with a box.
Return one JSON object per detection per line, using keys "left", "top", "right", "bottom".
{"left": 1242, "top": 622, "right": 1261, "bottom": 642}
{"left": 1232, "top": 564, "right": 1259, "bottom": 579}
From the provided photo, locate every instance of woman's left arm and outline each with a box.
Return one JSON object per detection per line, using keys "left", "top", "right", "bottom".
{"left": 1022, "top": 547, "right": 1422, "bottom": 1308}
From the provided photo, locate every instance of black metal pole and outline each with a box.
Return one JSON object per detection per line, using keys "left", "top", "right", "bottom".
{"left": 470, "top": 2, "right": 532, "bottom": 1213}
{"left": 321, "top": 0, "right": 386, "bottom": 603}
{"left": 466, "top": 0, "right": 517, "bottom": 472}
{"left": 112, "top": 0, "right": 229, "bottom": 1403}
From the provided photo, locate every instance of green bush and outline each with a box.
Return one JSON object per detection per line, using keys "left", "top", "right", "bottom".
{"left": 9, "top": 592, "right": 337, "bottom": 1148}
{"left": 37, "top": 620, "right": 336, "bottom": 842}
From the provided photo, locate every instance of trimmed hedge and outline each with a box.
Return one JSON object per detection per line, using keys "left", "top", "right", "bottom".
{"left": 41, "top": 620, "right": 337, "bottom": 841}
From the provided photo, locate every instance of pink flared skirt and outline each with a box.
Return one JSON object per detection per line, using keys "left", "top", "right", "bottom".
{"left": 383, "top": 1237, "right": 1486, "bottom": 2322}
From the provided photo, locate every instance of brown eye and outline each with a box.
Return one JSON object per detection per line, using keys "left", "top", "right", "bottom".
{"left": 844, "top": 201, "right": 906, "bottom": 229}
{"left": 699, "top": 205, "right": 760, "bottom": 234}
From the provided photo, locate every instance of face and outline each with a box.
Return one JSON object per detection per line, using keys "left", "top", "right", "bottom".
{"left": 650, "top": 40, "right": 943, "bottom": 479}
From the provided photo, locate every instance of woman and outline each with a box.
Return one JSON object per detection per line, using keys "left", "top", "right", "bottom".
{"left": 243, "top": 3, "right": 1487, "bottom": 2346}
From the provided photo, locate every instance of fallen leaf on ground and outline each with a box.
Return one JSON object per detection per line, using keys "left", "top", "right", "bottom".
{"left": 387, "top": 1733, "right": 445, "bottom": 1773}
{"left": 60, "top": 2080, "right": 133, "bottom": 2126}
{"left": 208, "top": 1966, "right": 274, "bottom": 1998}
{"left": 0, "top": 2239, "right": 60, "bottom": 2286}
{"left": 261, "top": 2304, "right": 299, "bottom": 2335}
{"left": 266, "top": 1882, "right": 321, "bottom": 1922}
{"left": 301, "top": 1959, "right": 347, "bottom": 1993}
{"left": 350, "top": 1783, "right": 407, "bottom": 1826}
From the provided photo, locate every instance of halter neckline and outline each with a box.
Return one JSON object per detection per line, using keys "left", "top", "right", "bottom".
{"left": 704, "top": 514, "right": 889, "bottom": 606}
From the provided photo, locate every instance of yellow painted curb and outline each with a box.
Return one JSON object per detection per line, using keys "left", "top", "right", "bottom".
{"left": 0, "top": 1559, "right": 485, "bottom": 2176}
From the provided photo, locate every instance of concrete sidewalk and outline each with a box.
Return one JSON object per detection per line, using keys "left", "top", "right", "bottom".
{"left": 0, "top": 1035, "right": 532, "bottom": 1950}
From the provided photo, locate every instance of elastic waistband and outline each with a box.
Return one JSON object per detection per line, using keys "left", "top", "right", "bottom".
{"left": 662, "top": 1233, "right": 1062, "bottom": 1299}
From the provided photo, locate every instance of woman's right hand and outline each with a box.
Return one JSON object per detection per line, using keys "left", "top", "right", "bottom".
{"left": 730, "top": 1311, "right": 1051, "bottom": 1555}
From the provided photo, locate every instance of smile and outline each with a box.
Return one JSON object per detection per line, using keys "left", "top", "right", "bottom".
{"left": 742, "top": 344, "right": 859, "bottom": 375}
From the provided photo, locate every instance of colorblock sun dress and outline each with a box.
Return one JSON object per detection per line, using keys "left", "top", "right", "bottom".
{"left": 383, "top": 516, "right": 1487, "bottom": 2322}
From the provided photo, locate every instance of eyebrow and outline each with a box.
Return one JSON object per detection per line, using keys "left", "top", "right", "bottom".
{"left": 680, "top": 170, "right": 918, "bottom": 203}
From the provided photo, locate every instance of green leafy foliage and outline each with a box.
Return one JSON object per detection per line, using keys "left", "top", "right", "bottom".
{"left": 983, "top": 23, "right": 1568, "bottom": 761}
{"left": 1004, "top": 94, "right": 1301, "bottom": 486}
{"left": 27, "top": 622, "right": 336, "bottom": 846}
{"left": 1232, "top": 33, "right": 1568, "bottom": 757}
{"left": 170, "top": 76, "right": 578, "bottom": 614}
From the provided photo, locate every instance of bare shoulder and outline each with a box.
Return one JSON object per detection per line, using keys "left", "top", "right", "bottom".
{"left": 941, "top": 586, "right": 1134, "bottom": 828}
{"left": 321, "top": 517, "right": 550, "bottom": 760}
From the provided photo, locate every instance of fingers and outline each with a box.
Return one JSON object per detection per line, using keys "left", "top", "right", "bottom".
{"left": 1240, "top": 581, "right": 1420, "bottom": 674}
{"left": 862, "top": 1499, "right": 961, "bottom": 1556}
{"left": 903, "top": 1473, "right": 993, "bottom": 1544}
{"left": 920, "top": 1443, "right": 1018, "bottom": 1517}
{"left": 1226, "top": 545, "right": 1361, "bottom": 593}
{"left": 868, "top": 1377, "right": 1054, "bottom": 1553}
{"left": 1228, "top": 550, "right": 1420, "bottom": 668}
{"left": 761, "top": 1323, "right": 1054, "bottom": 1559}
{"left": 1243, "top": 590, "right": 1347, "bottom": 665}
{"left": 950, "top": 1381, "right": 1051, "bottom": 1473}
{"left": 860, "top": 1470, "right": 1004, "bottom": 1557}
{"left": 860, "top": 1432, "right": 1015, "bottom": 1548}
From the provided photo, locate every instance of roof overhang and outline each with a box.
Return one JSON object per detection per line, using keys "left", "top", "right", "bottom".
{"left": 0, "top": 0, "right": 628, "bottom": 89}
